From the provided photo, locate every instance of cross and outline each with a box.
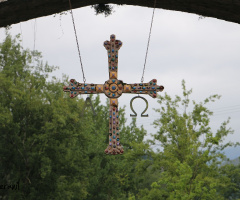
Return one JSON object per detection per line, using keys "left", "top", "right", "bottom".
{"left": 63, "top": 34, "right": 164, "bottom": 155}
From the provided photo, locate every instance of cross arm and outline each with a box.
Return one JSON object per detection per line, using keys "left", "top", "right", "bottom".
{"left": 122, "top": 79, "right": 164, "bottom": 98}
{"left": 63, "top": 79, "right": 104, "bottom": 98}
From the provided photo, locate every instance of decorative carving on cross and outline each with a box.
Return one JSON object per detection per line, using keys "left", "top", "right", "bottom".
{"left": 63, "top": 34, "right": 164, "bottom": 155}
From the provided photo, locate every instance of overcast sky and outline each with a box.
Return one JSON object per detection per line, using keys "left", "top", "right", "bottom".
{"left": 1, "top": 4, "right": 240, "bottom": 158}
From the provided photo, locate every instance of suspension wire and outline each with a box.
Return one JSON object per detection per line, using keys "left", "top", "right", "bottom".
{"left": 19, "top": 22, "right": 23, "bottom": 47}
{"left": 33, "top": 19, "right": 37, "bottom": 51}
{"left": 141, "top": 0, "right": 157, "bottom": 83}
{"left": 32, "top": 19, "right": 37, "bottom": 66}
{"left": 68, "top": 0, "right": 86, "bottom": 83}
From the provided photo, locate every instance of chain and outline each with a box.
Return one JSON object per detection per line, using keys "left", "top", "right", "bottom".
{"left": 141, "top": 0, "right": 157, "bottom": 83}
{"left": 68, "top": 0, "right": 86, "bottom": 83}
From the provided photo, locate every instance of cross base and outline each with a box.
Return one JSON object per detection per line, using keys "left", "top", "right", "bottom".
{"left": 104, "top": 103, "right": 124, "bottom": 155}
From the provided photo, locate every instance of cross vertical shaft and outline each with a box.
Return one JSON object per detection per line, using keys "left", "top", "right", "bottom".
{"left": 104, "top": 34, "right": 124, "bottom": 154}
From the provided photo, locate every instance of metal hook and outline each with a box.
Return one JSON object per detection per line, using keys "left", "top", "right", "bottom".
{"left": 130, "top": 96, "right": 149, "bottom": 117}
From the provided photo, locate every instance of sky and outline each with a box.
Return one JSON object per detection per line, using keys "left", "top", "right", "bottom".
{"left": 0, "top": 4, "right": 240, "bottom": 159}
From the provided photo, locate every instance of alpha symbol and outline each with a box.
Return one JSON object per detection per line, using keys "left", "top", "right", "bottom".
{"left": 81, "top": 97, "right": 96, "bottom": 117}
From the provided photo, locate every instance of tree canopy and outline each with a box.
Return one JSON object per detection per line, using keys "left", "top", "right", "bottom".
{"left": 0, "top": 33, "right": 239, "bottom": 199}
{"left": 0, "top": 0, "right": 240, "bottom": 28}
{"left": 136, "top": 80, "right": 240, "bottom": 199}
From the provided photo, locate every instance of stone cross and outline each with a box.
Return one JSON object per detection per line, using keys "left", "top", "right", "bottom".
{"left": 63, "top": 34, "right": 164, "bottom": 155}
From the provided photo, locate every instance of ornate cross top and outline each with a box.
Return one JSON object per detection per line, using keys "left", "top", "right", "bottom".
{"left": 63, "top": 34, "right": 164, "bottom": 155}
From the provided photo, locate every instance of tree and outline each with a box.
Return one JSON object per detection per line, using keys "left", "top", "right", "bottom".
{"left": 1, "top": 0, "right": 240, "bottom": 28}
{"left": 0, "top": 33, "right": 92, "bottom": 199}
{"left": 0, "top": 33, "right": 157, "bottom": 200}
{"left": 2, "top": 33, "right": 239, "bottom": 200}
{"left": 85, "top": 101, "right": 157, "bottom": 200}
{"left": 136, "top": 80, "right": 239, "bottom": 200}
{"left": 219, "top": 162, "right": 240, "bottom": 199}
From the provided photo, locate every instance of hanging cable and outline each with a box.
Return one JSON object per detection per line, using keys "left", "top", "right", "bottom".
{"left": 33, "top": 19, "right": 37, "bottom": 51}
{"left": 68, "top": 0, "right": 86, "bottom": 83}
{"left": 19, "top": 22, "right": 24, "bottom": 47}
{"left": 141, "top": 0, "right": 157, "bottom": 83}
{"left": 32, "top": 19, "right": 37, "bottom": 65}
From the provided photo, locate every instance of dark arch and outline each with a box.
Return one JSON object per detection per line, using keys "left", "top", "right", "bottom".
{"left": 0, "top": 0, "right": 240, "bottom": 28}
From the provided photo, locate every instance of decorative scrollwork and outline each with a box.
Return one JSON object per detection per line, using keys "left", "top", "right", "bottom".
{"left": 130, "top": 96, "right": 149, "bottom": 117}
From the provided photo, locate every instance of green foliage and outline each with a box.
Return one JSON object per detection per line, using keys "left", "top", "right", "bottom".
{"left": 0, "top": 33, "right": 90, "bottom": 199}
{"left": 91, "top": 4, "right": 124, "bottom": 17}
{"left": 85, "top": 109, "right": 155, "bottom": 200}
{"left": 0, "top": 33, "right": 239, "bottom": 200}
{"left": 219, "top": 162, "right": 240, "bottom": 199}
{"left": 136, "top": 80, "right": 239, "bottom": 200}
{"left": 91, "top": 4, "right": 114, "bottom": 17}
{"left": 0, "top": 33, "right": 153, "bottom": 199}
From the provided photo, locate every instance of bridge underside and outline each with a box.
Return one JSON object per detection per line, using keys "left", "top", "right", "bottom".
{"left": 0, "top": 0, "right": 240, "bottom": 28}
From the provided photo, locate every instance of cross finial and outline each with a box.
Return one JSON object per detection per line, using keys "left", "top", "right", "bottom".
{"left": 104, "top": 34, "right": 123, "bottom": 81}
{"left": 104, "top": 34, "right": 123, "bottom": 51}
